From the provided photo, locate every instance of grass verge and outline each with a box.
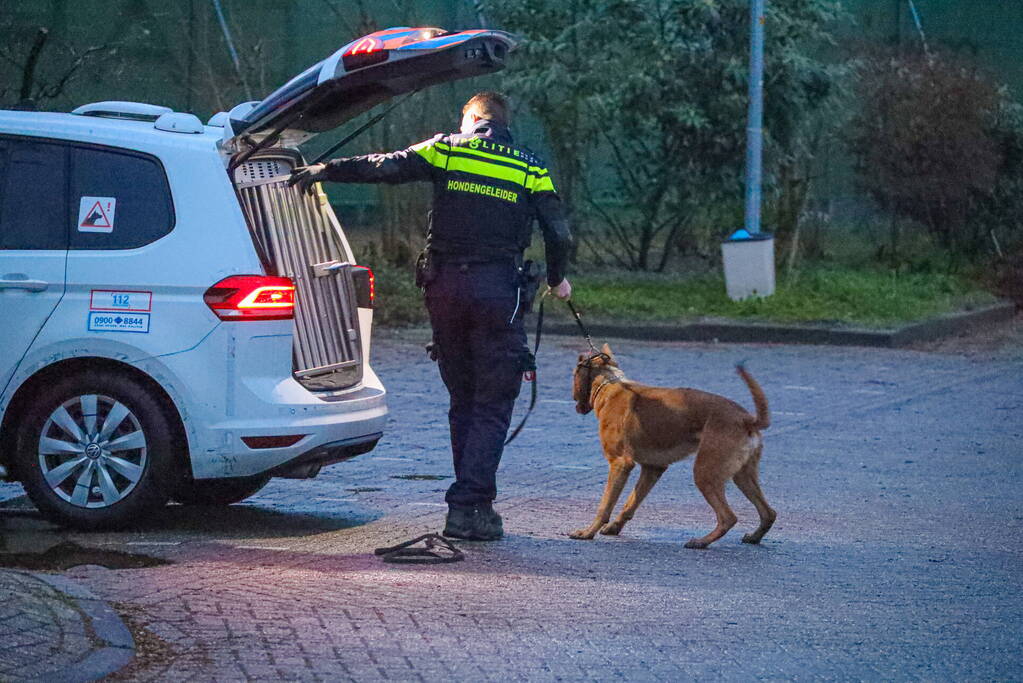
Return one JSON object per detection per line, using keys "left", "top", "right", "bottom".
{"left": 563, "top": 267, "right": 996, "bottom": 328}
{"left": 369, "top": 264, "right": 997, "bottom": 329}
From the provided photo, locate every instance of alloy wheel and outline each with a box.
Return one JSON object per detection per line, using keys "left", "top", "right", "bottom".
{"left": 37, "top": 394, "right": 148, "bottom": 508}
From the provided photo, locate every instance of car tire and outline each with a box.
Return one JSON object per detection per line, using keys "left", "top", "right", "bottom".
{"left": 171, "top": 474, "right": 271, "bottom": 506}
{"left": 16, "top": 369, "right": 178, "bottom": 530}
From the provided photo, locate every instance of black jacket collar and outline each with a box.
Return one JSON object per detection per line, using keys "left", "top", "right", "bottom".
{"left": 469, "top": 119, "right": 513, "bottom": 144}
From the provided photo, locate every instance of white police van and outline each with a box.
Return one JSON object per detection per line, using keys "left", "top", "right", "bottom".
{"left": 0, "top": 27, "right": 515, "bottom": 528}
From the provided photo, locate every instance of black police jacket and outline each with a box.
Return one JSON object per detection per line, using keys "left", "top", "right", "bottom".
{"left": 321, "top": 119, "right": 571, "bottom": 286}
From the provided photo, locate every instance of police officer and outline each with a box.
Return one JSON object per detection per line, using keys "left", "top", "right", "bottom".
{"left": 290, "top": 91, "right": 572, "bottom": 541}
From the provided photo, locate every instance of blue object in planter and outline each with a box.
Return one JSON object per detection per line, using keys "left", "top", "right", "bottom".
{"left": 724, "top": 229, "right": 773, "bottom": 243}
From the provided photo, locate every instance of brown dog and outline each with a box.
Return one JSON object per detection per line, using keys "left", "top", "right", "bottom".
{"left": 570, "top": 344, "right": 775, "bottom": 549}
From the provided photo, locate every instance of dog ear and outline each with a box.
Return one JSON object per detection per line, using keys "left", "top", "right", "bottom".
{"left": 602, "top": 343, "right": 617, "bottom": 365}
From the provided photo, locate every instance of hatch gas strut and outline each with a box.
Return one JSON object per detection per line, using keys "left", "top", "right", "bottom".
{"left": 229, "top": 89, "right": 421, "bottom": 173}
{"left": 311, "top": 89, "right": 421, "bottom": 164}
{"left": 228, "top": 112, "right": 302, "bottom": 173}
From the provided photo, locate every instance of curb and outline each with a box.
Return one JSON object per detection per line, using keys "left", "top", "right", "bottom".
{"left": 29, "top": 572, "right": 134, "bottom": 683}
{"left": 538, "top": 301, "right": 1017, "bottom": 348}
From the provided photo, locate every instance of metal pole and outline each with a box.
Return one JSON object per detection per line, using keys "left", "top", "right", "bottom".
{"left": 744, "top": 0, "right": 765, "bottom": 235}
{"left": 211, "top": 0, "right": 253, "bottom": 100}
{"left": 907, "top": 0, "right": 929, "bottom": 54}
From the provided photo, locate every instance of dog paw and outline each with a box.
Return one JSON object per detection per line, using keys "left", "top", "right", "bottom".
{"left": 599, "top": 522, "right": 622, "bottom": 536}
{"left": 569, "top": 529, "right": 596, "bottom": 540}
{"left": 684, "top": 538, "right": 709, "bottom": 550}
{"left": 741, "top": 533, "right": 762, "bottom": 545}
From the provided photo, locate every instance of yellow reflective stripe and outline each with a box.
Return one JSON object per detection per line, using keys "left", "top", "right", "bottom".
{"left": 529, "top": 174, "right": 556, "bottom": 193}
{"left": 413, "top": 142, "right": 448, "bottom": 168}
{"left": 446, "top": 156, "right": 527, "bottom": 186}
{"left": 435, "top": 139, "right": 553, "bottom": 180}
{"left": 525, "top": 167, "right": 550, "bottom": 193}
{"left": 429, "top": 138, "right": 555, "bottom": 191}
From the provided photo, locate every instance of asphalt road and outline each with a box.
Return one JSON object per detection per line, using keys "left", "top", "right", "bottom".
{"left": 1, "top": 330, "right": 1021, "bottom": 680}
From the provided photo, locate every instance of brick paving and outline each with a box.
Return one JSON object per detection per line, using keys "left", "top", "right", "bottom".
{"left": 2, "top": 332, "right": 1022, "bottom": 680}
{"left": 0, "top": 570, "right": 97, "bottom": 681}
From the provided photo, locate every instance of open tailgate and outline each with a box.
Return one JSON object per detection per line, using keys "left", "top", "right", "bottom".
{"left": 225, "top": 27, "right": 518, "bottom": 148}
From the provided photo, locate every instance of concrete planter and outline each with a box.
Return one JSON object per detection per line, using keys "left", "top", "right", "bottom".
{"left": 721, "top": 231, "right": 775, "bottom": 301}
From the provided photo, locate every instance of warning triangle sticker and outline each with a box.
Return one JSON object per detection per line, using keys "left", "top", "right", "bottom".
{"left": 77, "top": 196, "right": 116, "bottom": 233}
{"left": 81, "top": 201, "right": 111, "bottom": 228}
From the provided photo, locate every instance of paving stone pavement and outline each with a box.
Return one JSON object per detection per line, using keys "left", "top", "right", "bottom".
{"left": 0, "top": 569, "right": 103, "bottom": 681}
{"left": 1, "top": 333, "right": 1021, "bottom": 680}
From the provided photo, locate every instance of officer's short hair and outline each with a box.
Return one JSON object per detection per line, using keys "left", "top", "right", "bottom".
{"left": 463, "top": 91, "right": 510, "bottom": 126}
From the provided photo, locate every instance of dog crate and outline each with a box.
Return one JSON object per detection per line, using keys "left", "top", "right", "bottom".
{"left": 234, "top": 156, "right": 363, "bottom": 391}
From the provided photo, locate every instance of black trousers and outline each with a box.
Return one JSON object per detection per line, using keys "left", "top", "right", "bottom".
{"left": 424, "top": 260, "right": 527, "bottom": 510}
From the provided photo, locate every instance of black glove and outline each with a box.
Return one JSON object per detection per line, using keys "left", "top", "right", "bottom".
{"left": 288, "top": 163, "right": 328, "bottom": 192}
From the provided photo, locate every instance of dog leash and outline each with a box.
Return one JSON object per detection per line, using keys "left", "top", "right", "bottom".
{"left": 504, "top": 294, "right": 601, "bottom": 446}
{"left": 503, "top": 292, "right": 548, "bottom": 446}
{"left": 566, "top": 299, "right": 600, "bottom": 354}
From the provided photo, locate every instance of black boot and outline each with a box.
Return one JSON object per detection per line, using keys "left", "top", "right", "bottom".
{"left": 443, "top": 507, "right": 476, "bottom": 540}
{"left": 443, "top": 505, "right": 504, "bottom": 541}
{"left": 472, "top": 504, "right": 503, "bottom": 541}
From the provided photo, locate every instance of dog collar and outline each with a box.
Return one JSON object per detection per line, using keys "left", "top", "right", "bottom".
{"left": 590, "top": 375, "right": 621, "bottom": 405}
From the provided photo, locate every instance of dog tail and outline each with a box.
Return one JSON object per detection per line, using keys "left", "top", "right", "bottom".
{"left": 736, "top": 363, "right": 770, "bottom": 431}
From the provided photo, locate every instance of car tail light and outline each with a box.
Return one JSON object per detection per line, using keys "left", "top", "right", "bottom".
{"left": 342, "top": 36, "right": 388, "bottom": 70}
{"left": 204, "top": 275, "right": 295, "bottom": 321}
{"left": 351, "top": 266, "right": 375, "bottom": 308}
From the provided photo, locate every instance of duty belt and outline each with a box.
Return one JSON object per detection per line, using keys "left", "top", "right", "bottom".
{"left": 435, "top": 253, "right": 518, "bottom": 266}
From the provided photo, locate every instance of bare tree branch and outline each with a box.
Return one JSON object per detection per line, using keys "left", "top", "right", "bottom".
{"left": 35, "top": 44, "right": 111, "bottom": 100}
{"left": 20, "top": 28, "right": 49, "bottom": 101}
{"left": 583, "top": 192, "right": 640, "bottom": 268}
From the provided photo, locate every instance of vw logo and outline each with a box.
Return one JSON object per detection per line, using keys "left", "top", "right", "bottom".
{"left": 85, "top": 443, "right": 102, "bottom": 460}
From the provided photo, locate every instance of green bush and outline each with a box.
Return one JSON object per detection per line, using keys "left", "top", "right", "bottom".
{"left": 369, "top": 262, "right": 428, "bottom": 327}
{"left": 970, "top": 97, "right": 1023, "bottom": 255}
{"left": 849, "top": 49, "right": 1023, "bottom": 260}
{"left": 487, "top": 0, "right": 847, "bottom": 271}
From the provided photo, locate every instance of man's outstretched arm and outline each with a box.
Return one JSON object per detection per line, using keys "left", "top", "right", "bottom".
{"left": 289, "top": 135, "right": 444, "bottom": 190}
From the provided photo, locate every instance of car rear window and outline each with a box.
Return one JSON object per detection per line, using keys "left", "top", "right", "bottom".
{"left": 70, "top": 146, "right": 174, "bottom": 250}
{"left": 0, "top": 138, "right": 68, "bottom": 250}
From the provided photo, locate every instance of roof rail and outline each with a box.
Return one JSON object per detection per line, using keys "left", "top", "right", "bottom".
{"left": 154, "top": 112, "right": 204, "bottom": 134}
{"left": 71, "top": 101, "right": 173, "bottom": 122}
{"left": 207, "top": 111, "right": 231, "bottom": 128}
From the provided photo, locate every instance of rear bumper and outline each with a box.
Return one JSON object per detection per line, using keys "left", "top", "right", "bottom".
{"left": 144, "top": 322, "right": 388, "bottom": 479}
{"left": 193, "top": 384, "right": 388, "bottom": 479}
{"left": 269, "top": 432, "right": 382, "bottom": 478}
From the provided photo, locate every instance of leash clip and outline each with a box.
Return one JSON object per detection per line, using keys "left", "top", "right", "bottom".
{"left": 566, "top": 299, "right": 600, "bottom": 354}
